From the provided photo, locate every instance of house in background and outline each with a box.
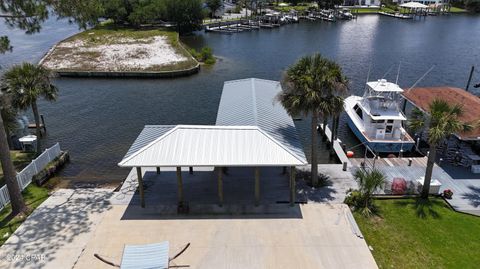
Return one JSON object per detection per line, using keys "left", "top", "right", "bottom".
{"left": 394, "top": 0, "right": 444, "bottom": 5}
{"left": 342, "top": 0, "right": 381, "bottom": 7}
{"left": 203, "top": 1, "right": 237, "bottom": 17}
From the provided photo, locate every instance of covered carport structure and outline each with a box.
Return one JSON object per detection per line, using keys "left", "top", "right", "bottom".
{"left": 118, "top": 78, "right": 307, "bottom": 208}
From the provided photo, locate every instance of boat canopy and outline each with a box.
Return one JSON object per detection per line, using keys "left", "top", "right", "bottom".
{"left": 367, "top": 79, "right": 404, "bottom": 93}
{"left": 400, "top": 2, "right": 428, "bottom": 9}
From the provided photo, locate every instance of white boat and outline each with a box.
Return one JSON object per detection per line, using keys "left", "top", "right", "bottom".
{"left": 338, "top": 9, "right": 354, "bottom": 20}
{"left": 344, "top": 79, "right": 415, "bottom": 153}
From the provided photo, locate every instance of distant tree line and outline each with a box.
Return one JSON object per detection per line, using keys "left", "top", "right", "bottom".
{"left": 53, "top": 0, "right": 205, "bottom": 34}
{"left": 0, "top": 0, "right": 205, "bottom": 41}
{"left": 463, "top": 0, "right": 480, "bottom": 12}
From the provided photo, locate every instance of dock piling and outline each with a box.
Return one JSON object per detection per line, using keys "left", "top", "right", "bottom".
{"left": 465, "top": 65, "right": 475, "bottom": 92}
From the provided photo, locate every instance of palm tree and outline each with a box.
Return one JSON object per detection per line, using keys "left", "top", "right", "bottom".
{"left": 206, "top": 0, "right": 222, "bottom": 18}
{"left": 0, "top": 93, "right": 20, "bottom": 149}
{"left": 278, "top": 53, "right": 348, "bottom": 186}
{"left": 0, "top": 97, "right": 27, "bottom": 215}
{"left": 3, "top": 63, "right": 58, "bottom": 154}
{"left": 353, "top": 168, "right": 385, "bottom": 216}
{"left": 409, "top": 99, "right": 472, "bottom": 199}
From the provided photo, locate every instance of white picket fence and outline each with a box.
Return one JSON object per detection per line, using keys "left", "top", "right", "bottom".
{"left": 0, "top": 143, "right": 62, "bottom": 211}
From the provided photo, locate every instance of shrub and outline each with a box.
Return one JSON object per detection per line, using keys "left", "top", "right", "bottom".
{"left": 189, "top": 46, "right": 215, "bottom": 65}
{"left": 345, "top": 169, "right": 386, "bottom": 217}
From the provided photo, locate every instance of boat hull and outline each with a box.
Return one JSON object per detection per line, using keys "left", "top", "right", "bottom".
{"left": 346, "top": 114, "right": 415, "bottom": 154}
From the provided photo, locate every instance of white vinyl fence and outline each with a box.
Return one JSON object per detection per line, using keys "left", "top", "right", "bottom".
{"left": 0, "top": 143, "right": 62, "bottom": 211}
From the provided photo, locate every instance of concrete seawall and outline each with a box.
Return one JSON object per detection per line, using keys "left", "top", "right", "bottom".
{"left": 53, "top": 64, "right": 200, "bottom": 78}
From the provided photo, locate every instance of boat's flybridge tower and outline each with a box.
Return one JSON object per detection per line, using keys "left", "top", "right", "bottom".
{"left": 357, "top": 79, "right": 408, "bottom": 140}
{"left": 361, "top": 79, "right": 404, "bottom": 115}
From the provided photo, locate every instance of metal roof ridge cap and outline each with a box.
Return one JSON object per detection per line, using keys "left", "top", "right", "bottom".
{"left": 118, "top": 125, "right": 180, "bottom": 166}
{"left": 175, "top": 125, "right": 259, "bottom": 130}
{"left": 224, "top": 78, "right": 280, "bottom": 85}
{"left": 256, "top": 127, "right": 308, "bottom": 164}
{"left": 144, "top": 125, "right": 177, "bottom": 128}
{"left": 224, "top": 78, "right": 254, "bottom": 84}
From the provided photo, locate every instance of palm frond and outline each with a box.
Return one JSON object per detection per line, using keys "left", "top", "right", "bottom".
{"left": 2, "top": 62, "right": 57, "bottom": 111}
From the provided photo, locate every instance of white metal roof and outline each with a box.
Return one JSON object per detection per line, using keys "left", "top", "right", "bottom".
{"left": 216, "top": 78, "right": 307, "bottom": 162}
{"left": 118, "top": 125, "right": 307, "bottom": 167}
{"left": 367, "top": 79, "right": 404, "bottom": 93}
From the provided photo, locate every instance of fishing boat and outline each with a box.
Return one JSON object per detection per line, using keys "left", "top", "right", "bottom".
{"left": 344, "top": 79, "right": 415, "bottom": 153}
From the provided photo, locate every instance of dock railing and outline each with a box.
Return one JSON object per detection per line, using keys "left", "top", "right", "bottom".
{"left": 0, "top": 143, "right": 62, "bottom": 211}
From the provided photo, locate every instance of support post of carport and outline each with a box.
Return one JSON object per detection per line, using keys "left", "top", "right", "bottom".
{"left": 290, "top": 166, "right": 296, "bottom": 206}
{"left": 176, "top": 167, "right": 184, "bottom": 204}
{"left": 255, "top": 167, "right": 260, "bottom": 206}
{"left": 136, "top": 167, "right": 145, "bottom": 208}
{"left": 217, "top": 167, "right": 223, "bottom": 206}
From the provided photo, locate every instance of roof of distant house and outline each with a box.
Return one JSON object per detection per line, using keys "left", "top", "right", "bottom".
{"left": 402, "top": 87, "right": 480, "bottom": 140}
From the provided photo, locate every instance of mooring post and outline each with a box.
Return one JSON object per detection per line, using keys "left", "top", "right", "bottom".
{"left": 466, "top": 65, "right": 475, "bottom": 92}
{"left": 40, "top": 114, "right": 47, "bottom": 132}
{"left": 156, "top": 167, "right": 161, "bottom": 174}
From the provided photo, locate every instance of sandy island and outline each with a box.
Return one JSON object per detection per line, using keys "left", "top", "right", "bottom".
{"left": 40, "top": 28, "right": 198, "bottom": 74}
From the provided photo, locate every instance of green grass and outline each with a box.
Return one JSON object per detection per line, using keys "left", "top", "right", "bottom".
{"left": 0, "top": 151, "right": 35, "bottom": 187}
{"left": 0, "top": 185, "right": 50, "bottom": 246}
{"left": 274, "top": 5, "right": 312, "bottom": 13}
{"left": 450, "top": 7, "right": 467, "bottom": 13}
{"left": 350, "top": 7, "right": 381, "bottom": 14}
{"left": 354, "top": 198, "right": 480, "bottom": 269}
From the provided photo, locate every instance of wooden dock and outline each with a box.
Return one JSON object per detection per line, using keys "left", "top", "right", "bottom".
{"left": 27, "top": 114, "right": 47, "bottom": 135}
{"left": 318, "top": 124, "right": 350, "bottom": 166}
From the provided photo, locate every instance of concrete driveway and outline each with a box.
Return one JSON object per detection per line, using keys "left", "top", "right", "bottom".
{"left": 0, "top": 167, "right": 376, "bottom": 269}
{"left": 74, "top": 203, "right": 377, "bottom": 269}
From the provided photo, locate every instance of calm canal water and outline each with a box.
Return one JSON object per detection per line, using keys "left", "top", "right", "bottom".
{"left": 1, "top": 15, "right": 480, "bottom": 184}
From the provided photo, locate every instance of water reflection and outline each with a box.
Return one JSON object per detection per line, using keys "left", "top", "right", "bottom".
{"left": 1, "top": 14, "right": 479, "bottom": 183}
